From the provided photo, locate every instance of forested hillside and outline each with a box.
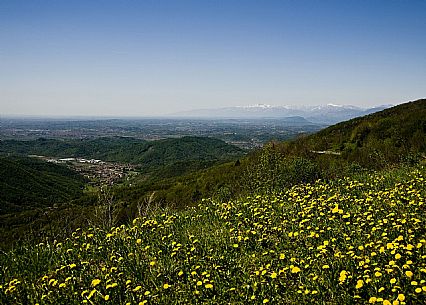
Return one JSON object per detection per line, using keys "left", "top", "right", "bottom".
{"left": 0, "top": 137, "right": 244, "bottom": 249}
{"left": 281, "top": 99, "right": 426, "bottom": 168}
{"left": 0, "top": 156, "right": 86, "bottom": 214}
{"left": 0, "top": 156, "right": 91, "bottom": 250}
{"left": 0, "top": 136, "right": 244, "bottom": 171}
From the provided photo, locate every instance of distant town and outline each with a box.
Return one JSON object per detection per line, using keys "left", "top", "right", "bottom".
{"left": 30, "top": 155, "right": 137, "bottom": 186}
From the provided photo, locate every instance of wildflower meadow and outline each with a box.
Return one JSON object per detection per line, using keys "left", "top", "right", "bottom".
{"left": 1, "top": 165, "right": 425, "bottom": 304}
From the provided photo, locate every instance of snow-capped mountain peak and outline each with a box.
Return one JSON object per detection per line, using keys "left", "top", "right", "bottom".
{"left": 171, "top": 104, "right": 391, "bottom": 124}
{"left": 238, "top": 104, "right": 273, "bottom": 109}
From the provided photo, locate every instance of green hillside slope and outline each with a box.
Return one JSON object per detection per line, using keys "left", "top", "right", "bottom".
{"left": 0, "top": 137, "right": 244, "bottom": 249}
{"left": 286, "top": 99, "right": 425, "bottom": 167}
{"left": 0, "top": 136, "right": 243, "bottom": 167}
{"left": 0, "top": 136, "right": 244, "bottom": 180}
{"left": 107, "top": 99, "right": 426, "bottom": 219}
{"left": 0, "top": 156, "right": 86, "bottom": 214}
{"left": 1, "top": 164, "right": 425, "bottom": 304}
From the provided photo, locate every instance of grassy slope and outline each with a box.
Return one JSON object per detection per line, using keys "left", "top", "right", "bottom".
{"left": 1, "top": 165, "right": 425, "bottom": 304}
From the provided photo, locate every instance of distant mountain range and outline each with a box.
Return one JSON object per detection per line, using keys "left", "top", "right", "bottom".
{"left": 172, "top": 104, "right": 392, "bottom": 125}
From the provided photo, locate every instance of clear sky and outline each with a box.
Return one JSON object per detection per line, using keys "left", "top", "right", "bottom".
{"left": 1, "top": 0, "right": 425, "bottom": 116}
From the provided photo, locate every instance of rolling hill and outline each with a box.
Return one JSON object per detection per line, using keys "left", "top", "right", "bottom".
{"left": 0, "top": 99, "right": 424, "bottom": 252}
{"left": 1, "top": 146, "right": 425, "bottom": 304}
{"left": 0, "top": 136, "right": 245, "bottom": 176}
{"left": 280, "top": 99, "right": 426, "bottom": 168}
{"left": 0, "top": 156, "right": 87, "bottom": 215}
{"left": 0, "top": 136, "right": 243, "bottom": 162}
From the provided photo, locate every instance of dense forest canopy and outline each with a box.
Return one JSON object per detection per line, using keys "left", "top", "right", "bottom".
{"left": 0, "top": 136, "right": 244, "bottom": 169}
{"left": 0, "top": 156, "right": 86, "bottom": 214}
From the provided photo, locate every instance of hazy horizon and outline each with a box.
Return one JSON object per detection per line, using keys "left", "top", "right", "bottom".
{"left": 1, "top": 101, "right": 402, "bottom": 120}
{"left": 1, "top": 1, "right": 425, "bottom": 116}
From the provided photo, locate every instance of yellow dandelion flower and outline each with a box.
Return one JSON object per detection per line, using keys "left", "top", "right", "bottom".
{"left": 263, "top": 299, "right": 269, "bottom": 304}
{"left": 291, "top": 266, "right": 301, "bottom": 273}
{"left": 91, "top": 279, "right": 101, "bottom": 287}
{"left": 405, "top": 271, "right": 413, "bottom": 277}
{"left": 397, "top": 294, "right": 405, "bottom": 301}
{"left": 205, "top": 283, "right": 213, "bottom": 289}
{"left": 355, "top": 279, "right": 363, "bottom": 289}
{"left": 163, "top": 283, "right": 170, "bottom": 289}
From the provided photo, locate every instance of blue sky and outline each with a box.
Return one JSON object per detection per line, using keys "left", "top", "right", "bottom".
{"left": 1, "top": 0, "right": 425, "bottom": 116}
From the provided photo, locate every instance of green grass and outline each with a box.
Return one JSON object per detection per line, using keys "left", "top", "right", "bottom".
{"left": 1, "top": 165, "right": 425, "bottom": 304}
